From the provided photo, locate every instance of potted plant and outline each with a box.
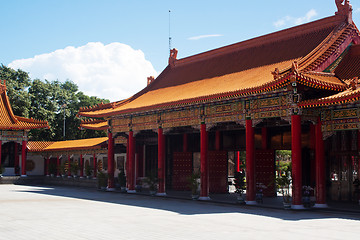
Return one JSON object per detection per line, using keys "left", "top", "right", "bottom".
{"left": 118, "top": 169, "right": 127, "bottom": 193}
{"left": 302, "top": 185, "right": 313, "bottom": 208}
{"left": 143, "top": 171, "right": 158, "bottom": 196}
{"left": 48, "top": 163, "right": 57, "bottom": 177}
{"left": 85, "top": 164, "right": 93, "bottom": 179}
{"left": 234, "top": 171, "right": 246, "bottom": 204}
{"left": 0, "top": 166, "right": 4, "bottom": 177}
{"left": 256, "top": 182, "right": 267, "bottom": 204}
{"left": 275, "top": 165, "right": 292, "bottom": 209}
{"left": 60, "top": 163, "right": 66, "bottom": 178}
{"left": 188, "top": 171, "right": 200, "bottom": 200}
{"left": 97, "top": 171, "right": 108, "bottom": 190}
{"left": 71, "top": 161, "right": 79, "bottom": 178}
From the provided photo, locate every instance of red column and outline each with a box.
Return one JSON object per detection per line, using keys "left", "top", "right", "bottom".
{"left": 56, "top": 156, "right": 60, "bottom": 177}
{"left": 157, "top": 128, "right": 166, "bottom": 196}
{"left": 79, "top": 154, "right": 84, "bottom": 178}
{"left": 128, "top": 130, "right": 136, "bottom": 192}
{"left": 357, "top": 130, "right": 360, "bottom": 205}
{"left": 0, "top": 140, "right": 2, "bottom": 171}
{"left": 46, "top": 157, "right": 50, "bottom": 176}
{"left": 237, "top": 151, "right": 240, "bottom": 172}
{"left": 183, "top": 133, "right": 188, "bottom": 152}
{"left": 291, "top": 114, "right": 303, "bottom": 209}
{"left": 14, "top": 143, "right": 19, "bottom": 175}
{"left": 21, "top": 140, "right": 27, "bottom": 176}
{"left": 93, "top": 153, "right": 97, "bottom": 178}
{"left": 126, "top": 137, "right": 130, "bottom": 189}
{"left": 314, "top": 117, "right": 327, "bottom": 208}
{"left": 246, "top": 119, "right": 256, "bottom": 204}
{"left": 107, "top": 131, "right": 115, "bottom": 190}
{"left": 261, "top": 127, "right": 268, "bottom": 150}
{"left": 68, "top": 155, "right": 71, "bottom": 177}
{"left": 199, "top": 123, "right": 210, "bottom": 200}
{"left": 215, "top": 131, "right": 221, "bottom": 151}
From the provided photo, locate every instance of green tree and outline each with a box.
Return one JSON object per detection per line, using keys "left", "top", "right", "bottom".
{"left": 0, "top": 65, "right": 31, "bottom": 117}
{"left": 1, "top": 65, "right": 109, "bottom": 141}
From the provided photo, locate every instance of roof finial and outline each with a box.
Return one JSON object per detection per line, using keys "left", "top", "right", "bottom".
{"left": 271, "top": 68, "right": 280, "bottom": 80}
{"left": 168, "top": 48, "right": 178, "bottom": 67}
{"left": 349, "top": 77, "right": 358, "bottom": 90}
{"left": 147, "top": 76, "right": 155, "bottom": 86}
{"left": 335, "top": 0, "right": 353, "bottom": 23}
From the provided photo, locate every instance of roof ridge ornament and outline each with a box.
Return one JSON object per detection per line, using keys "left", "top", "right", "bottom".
{"left": 168, "top": 48, "right": 178, "bottom": 67}
{"left": 147, "top": 76, "right": 155, "bottom": 86}
{"left": 335, "top": 0, "right": 353, "bottom": 23}
{"left": 291, "top": 61, "right": 299, "bottom": 75}
{"left": 348, "top": 77, "right": 358, "bottom": 90}
{"left": 271, "top": 68, "right": 280, "bottom": 80}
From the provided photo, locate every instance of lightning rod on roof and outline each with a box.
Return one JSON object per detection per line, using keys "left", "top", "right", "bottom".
{"left": 169, "top": 10, "right": 172, "bottom": 51}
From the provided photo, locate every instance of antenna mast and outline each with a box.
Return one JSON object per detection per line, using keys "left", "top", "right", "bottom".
{"left": 169, "top": 10, "right": 172, "bottom": 51}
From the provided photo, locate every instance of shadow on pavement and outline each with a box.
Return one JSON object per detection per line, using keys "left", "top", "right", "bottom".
{"left": 15, "top": 184, "right": 360, "bottom": 221}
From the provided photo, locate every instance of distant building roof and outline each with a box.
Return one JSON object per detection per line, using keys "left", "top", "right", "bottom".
{"left": 0, "top": 80, "right": 49, "bottom": 130}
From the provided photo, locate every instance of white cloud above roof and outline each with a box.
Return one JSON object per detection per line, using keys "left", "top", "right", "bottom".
{"left": 273, "top": 9, "right": 318, "bottom": 28}
{"left": 188, "top": 34, "right": 223, "bottom": 40}
{"left": 8, "top": 42, "right": 157, "bottom": 102}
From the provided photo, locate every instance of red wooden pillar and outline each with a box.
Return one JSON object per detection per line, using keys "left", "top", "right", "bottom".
{"left": 314, "top": 117, "right": 327, "bottom": 208}
{"left": 183, "top": 133, "right": 188, "bottom": 152}
{"left": 237, "top": 151, "right": 240, "bottom": 172}
{"left": 128, "top": 130, "right": 136, "bottom": 193}
{"left": 46, "top": 157, "right": 50, "bottom": 176}
{"left": 79, "top": 154, "right": 84, "bottom": 178}
{"left": 157, "top": 127, "right": 166, "bottom": 196}
{"left": 107, "top": 131, "right": 115, "bottom": 191}
{"left": 56, "top": 156, "right": 60, "bottom": 177}
{"left": 0, "top": 140, "right": 2, "bottom": 171}
{"left": 310, "top": 124, "right": 316, "bottom": 187}
{"left": 358, "top": 130, "right": 360, "bottom": 205}
{"left": 215, "top": 131, "right": 221, "bottom": 151}
{"left": 93, "top": 153, "right": 97, "bottom": 179}
{"left": 68, "top": 155, "right": 71, "bottom": 177}
{"left": 14, "top": 143, "right": 19, "bottom": 175}
{"left": 246, "top": 119, "right": 256, "bottom": 204}
{"left": 126, "top": 137, "right": 130, "bottom": 189}
{"left": 21, "top": 140, "right": 27, "bottom": 176}
{"left": 261, "top": 127, "right": 268, "bottom": 150}
{"left": 199, "top": 123, "right": 210, "bottom": 200}
{"left": 291, "top": 114, "right": 303, "bottom": 209}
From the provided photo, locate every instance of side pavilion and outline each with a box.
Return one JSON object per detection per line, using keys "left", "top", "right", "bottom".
{"left": 0, "top": 80, "right": 49, "bottom": 176}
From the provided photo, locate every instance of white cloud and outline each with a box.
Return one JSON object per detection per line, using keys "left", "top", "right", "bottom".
{"left": 188, "top": 34, "right": 223, "bottom": 40}
{"left": 8, "top": 42, "right": 157, "bottom": 102}
{"left": 273, "top": 9, "right": 318, "bottom": 28}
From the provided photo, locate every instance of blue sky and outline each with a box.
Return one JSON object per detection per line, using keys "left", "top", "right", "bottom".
{"left": 1, "top": 0, "right": 359, "bottom": 101}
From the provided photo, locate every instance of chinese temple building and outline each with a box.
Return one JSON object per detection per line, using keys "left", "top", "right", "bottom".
{"left": 76, "top": 1, "right": 360, "bottom": 208}
{"left": 0, "top": 80, "right": 49, "bottom": 176}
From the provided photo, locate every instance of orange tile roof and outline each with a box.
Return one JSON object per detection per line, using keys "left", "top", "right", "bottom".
{"left": 298, "top": 72, "right": 346, "bottom": 91}
{"left": 0, "top": 81, "right": 49, "bottom": 130}
{"left": 27, "top": 141, "right": 54, "bottom": 152}
{"left": 80, "top": 119, "right": 108, "bottom": 131}
{"left": 335, "top": 44, "right": 360, "bottom": 80}
{"left": 79, "top": 15, "right": 355, "bottom": 118}
{"left": 44, "top": 137, "right": 108, "bottom": 151}
{"left": 299, "top": 87, "right": 360, "bottom": 108}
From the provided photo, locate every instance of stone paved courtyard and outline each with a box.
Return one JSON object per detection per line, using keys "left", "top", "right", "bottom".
{"left": 0, "top": 184, "right": 360, "bottom": 240}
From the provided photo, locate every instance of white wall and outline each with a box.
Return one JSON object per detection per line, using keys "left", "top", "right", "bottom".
{"left": 26, "top": 153, "right": 45, "bottom": 176}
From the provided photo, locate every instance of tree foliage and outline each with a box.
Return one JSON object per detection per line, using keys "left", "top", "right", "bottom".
{"left": 0, "top": 65, "right": 110, "bottom": 141}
